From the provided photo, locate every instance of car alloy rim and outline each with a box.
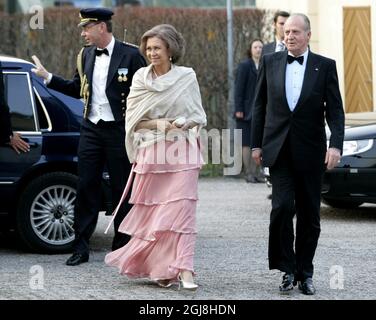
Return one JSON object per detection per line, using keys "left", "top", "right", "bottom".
{"left": 30, "top": 185, "right": 75, "bottom": 245}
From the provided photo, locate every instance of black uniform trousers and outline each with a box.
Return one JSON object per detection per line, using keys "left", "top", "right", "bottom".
{"left": 73, "top": 119, "right": 132, "bottom": 254}
{"left": 269, "top": 137, "right": 323, "bottom": 281}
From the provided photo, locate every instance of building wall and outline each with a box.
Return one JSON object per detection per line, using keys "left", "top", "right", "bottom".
{"left": 256, "top": 0, "right": 376, "bottom": 112}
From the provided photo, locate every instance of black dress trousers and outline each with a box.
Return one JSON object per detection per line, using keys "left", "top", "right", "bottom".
{"left": 268, "top": 136, "right": 323, "bottom": 280}
{"left": 73, "top": 119, "right": 132, "bottom": 254}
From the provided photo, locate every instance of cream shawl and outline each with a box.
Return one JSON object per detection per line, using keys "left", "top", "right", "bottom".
{"left": 125, "top": 64, "right": 207, "bottom": 163}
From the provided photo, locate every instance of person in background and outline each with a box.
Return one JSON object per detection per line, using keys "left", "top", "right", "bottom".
{"left": 0, "top": 61, "right": 30, "bottom": 154}
{"left": 262, "top": 10, "right": 290, "bottom": 56}
{"left": 234, "top": 39, "right": 264, "bottom": 183}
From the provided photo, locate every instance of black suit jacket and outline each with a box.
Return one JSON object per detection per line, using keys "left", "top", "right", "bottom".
{"left": 251, "top": 50, "right": 345, "bottom": 171}
{"left": 234, "top": 58, "right": 258, "bottom": 121}
{"left": 261, "top": 42, "right": 277, "bottom": 56}
{"left": 0, "top": 61, "right": 12, "bottom": 144}
{"left": 49, "top": 39, "right": 146, "bottom": 121}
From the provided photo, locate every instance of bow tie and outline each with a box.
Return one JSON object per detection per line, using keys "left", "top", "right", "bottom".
{"left": 95, "top": 48, "right": 109, "bottom": 56}
{"left": 287, "top": 55, "right": 304, "bottom": 65}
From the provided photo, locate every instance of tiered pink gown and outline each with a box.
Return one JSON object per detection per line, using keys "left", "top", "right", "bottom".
{"left": 105, "top": 139, "right": 202, "bottom": 281}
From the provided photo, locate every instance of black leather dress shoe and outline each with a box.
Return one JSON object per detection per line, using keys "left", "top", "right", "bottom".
{"left": 66, "top": 252, "right": 89, "bottom": 266}
{"left": 255, "top": 176, "right": 266, "bottom": 183}
{"left": 245, "top": 176, "right": 258, "bottom": 183}
{"left": 246, "top": 175, "right": 266, "bottom": 183}
{"left": 279, "top": 273, "right": 295, "bottom": 293}
{"left": 298, "top": 277, "right": 316, "bottom": 295}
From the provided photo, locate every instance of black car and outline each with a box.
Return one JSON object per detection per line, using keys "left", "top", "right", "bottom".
{"left": 263, "top": 123, "right": 376, "bottom": 208}
{"left": 322, "top": 123, "right": 376, "bottom": 208}
{"left": 0, "top": 56, "right": 111, "bottom": 253}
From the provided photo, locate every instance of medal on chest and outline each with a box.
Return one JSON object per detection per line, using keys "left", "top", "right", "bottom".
{"left": 117, "top": 68, "right": 128, "bottom": 82}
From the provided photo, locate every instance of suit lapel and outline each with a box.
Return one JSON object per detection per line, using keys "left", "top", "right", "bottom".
{"left": 274, "top": 51, "right": 289, "bottom": 110}
{"left": 106, "top": 40, "right": 124, "bottom": 88}
{"left": 85, "top": 47, "right": 96, "bottom": 89}
{"left": 294, "top": 51, "right": 320, "bottom": 112}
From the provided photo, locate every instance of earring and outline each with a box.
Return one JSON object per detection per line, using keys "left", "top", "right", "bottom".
{"left": 169, "top": 56, "right": 172, "bottom": 62}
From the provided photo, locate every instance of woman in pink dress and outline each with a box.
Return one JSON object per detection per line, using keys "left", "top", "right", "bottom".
{"left": 104, "top": 24, "right": 207, "bottom": 290}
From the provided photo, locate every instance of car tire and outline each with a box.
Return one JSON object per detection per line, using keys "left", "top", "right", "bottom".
{"left": 322, "top": 197, "right": 363, "bottom": 209}
{"left": 16, "top": 172, "right": 77, "bottom": 253}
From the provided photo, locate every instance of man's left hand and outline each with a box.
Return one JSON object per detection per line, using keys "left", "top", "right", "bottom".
{"left": 325, "top": 147, "right": 341, "bottom": 170}
{"left": 9, "top": 133, "right": 30, "bottom": 154}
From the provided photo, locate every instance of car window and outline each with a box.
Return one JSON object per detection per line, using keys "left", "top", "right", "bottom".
{"left": 33, "top": 86, "right": 51, "bottom": 131}
{"left": 3, "top": 72, "right": 37, "bottom": 132}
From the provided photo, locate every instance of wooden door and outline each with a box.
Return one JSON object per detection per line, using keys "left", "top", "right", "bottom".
{"left": 343, "top": 7, "right": 373, "bottom": 113}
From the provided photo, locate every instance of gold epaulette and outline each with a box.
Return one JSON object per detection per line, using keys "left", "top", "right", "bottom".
{"left": 77, "top": 47, "right": 90, "bottom": 119}
{"left": 77, "top": 47, "right": 85, "bottom": 84}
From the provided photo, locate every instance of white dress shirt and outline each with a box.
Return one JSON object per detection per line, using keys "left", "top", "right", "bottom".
{"left": 285, "top": 49, "right": 309, "bottom": 112}
{"left": 45, "top": 37, "right": 116, "bottom": 124}
{"left": 88, "top": 36, "right": 115, "bottom": 123}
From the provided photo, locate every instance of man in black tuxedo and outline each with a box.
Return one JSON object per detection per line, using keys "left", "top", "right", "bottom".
{"left": 32, "top": 8, "right": 146, "bottom": 266}
{"left": 262, "top": 11, "right": 290, "bottom": 56}
{"left": 251, "top": 13, "right": 344, "bottom": 295}
{"left": 0, "top": 61, "right": 30, "bottom": 153}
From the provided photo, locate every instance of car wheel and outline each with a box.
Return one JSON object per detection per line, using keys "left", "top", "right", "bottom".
{"left": 16, "top": 172, "right": 77, "bottom": 253}
{"left": 322, "top": 197, "right": 363, "bottom": 209}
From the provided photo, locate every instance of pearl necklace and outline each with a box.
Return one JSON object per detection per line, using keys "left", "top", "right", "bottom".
{"left": 152, "top": 67, "right": 162, "bottom": 79}
{"left": 152, "top": 64, "right": 171, "bottom": 79}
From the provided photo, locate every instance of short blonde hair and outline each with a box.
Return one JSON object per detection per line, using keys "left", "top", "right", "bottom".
{"left": 140, "top": 24, "right": 186, "bottom": 63}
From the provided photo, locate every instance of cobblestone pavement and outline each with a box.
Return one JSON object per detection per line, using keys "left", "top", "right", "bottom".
{"left": 1, "top": 177, "right": 376, "bottom": 300}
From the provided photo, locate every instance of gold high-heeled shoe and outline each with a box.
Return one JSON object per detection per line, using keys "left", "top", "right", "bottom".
{"left": 178, "top": 273, "right": 198, "bottom": 291}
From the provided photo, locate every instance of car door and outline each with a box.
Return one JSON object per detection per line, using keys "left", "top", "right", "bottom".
{"left": 0, "top": 70, "right": 43, "bottom": 213}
